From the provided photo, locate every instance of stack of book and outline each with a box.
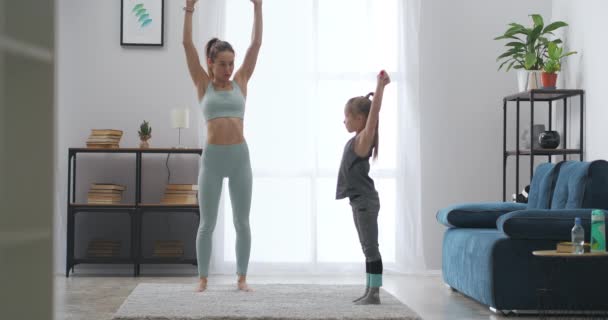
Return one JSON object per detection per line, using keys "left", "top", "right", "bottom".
{"left": 556, "top": 241, "right": 591, "bottom": 253}
{"left": 87, "top": 239, "right": 121, "bottom": 258}
{"left": 87, "top": 183, "right": 125, "bottom": 204}
{"left": 86, "top": 129, "right": 123, "bottom": 148}
{"left": 161, "top": 184, "right": 198, "bottom": 205}
{"left": 152, "top": 240, "right": 184, "bottom": 258}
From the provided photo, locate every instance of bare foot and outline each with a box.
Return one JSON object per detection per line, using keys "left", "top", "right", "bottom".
{"left": 237, "top": 281, "right": 253, "bottom": 292}
{"left": 237, "top": 275, "right": 253, "bottom": 292}
{"left": 195, "top": 278, "right": 208, "bottom": 292}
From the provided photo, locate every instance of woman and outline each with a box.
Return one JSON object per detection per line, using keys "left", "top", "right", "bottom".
{"left": 182, "top": 0, "right": 263, "bottom": 292}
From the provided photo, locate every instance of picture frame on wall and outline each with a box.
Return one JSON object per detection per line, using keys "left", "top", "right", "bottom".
{"left": 121, "top": 0, "right": 164, "bottom": 46}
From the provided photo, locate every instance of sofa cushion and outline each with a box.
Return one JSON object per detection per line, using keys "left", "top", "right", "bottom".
{"left": 498, "top": 209, "right": 593, "bottom": 240}
{"left": 550, "top": 161, "right": 590, "bottom": 209}
{"left": 582, "top": 160, "right": 608, "bottom": 209}
{"left": 436, "top": 202, "right": 526, "bottom": 228}
{"left": 527, "top": 162, "right": 559, "bottom": 209}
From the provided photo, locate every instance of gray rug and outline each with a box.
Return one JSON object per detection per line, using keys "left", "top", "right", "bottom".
{"left": 112, "top": 283, "right": 421, "bottom": 320}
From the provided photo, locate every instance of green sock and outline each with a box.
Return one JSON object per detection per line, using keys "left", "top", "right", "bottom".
{"left": 366, "top": 273, "right": 370, "bottom": 287}
{"left": 369, "top": 273, "right": 383, "bottom": 287}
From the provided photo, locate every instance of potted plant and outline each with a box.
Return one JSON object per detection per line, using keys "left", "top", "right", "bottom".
{"left": 495, "top": 14, "right": 568, "bottom": 92}
{"left": 541, "top": 42, "right": 577, "bottom": 89}
{"left": 138, "top": 120, "right": 152, "bottom": 148}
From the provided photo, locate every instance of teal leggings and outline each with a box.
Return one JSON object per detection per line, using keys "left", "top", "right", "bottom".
{"left": 196, "top": 142, "right": 252, "bottom": 277}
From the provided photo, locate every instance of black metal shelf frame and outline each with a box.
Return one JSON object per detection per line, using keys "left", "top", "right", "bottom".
{"left": 66, "top": 148, "right": 202, "bottom": 276}
{"left": 502, "top": 89, "right": 584, "bottom": 201}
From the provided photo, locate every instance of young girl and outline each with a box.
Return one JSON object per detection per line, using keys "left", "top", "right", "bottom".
{"left": 336, "top": 70, "right": 390, "bottom": 305}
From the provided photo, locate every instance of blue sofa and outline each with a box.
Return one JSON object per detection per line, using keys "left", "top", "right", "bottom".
{"left": 436, "top": 160, "right": 608, "bottom": 313}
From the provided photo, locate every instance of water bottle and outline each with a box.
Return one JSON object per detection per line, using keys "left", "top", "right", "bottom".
{"left": 571, "top": 217, "right": 585, "bottom": 254}
{"left": 591, "top": 210, "right": 606, "bottom": 252}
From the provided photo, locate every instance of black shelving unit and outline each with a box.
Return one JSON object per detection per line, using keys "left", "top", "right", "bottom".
{"left": 502, "top": 89, "right": 584, "bottom": 201}
{"left": 135, "top": 204, "right": 199, "bottom": 276}
{"left": 66, "top": 148, "right": 202, "bottom": 277}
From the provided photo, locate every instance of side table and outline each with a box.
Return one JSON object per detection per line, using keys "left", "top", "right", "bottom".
{"left": 532, "top": 250, "right": 608, "bottom": 318}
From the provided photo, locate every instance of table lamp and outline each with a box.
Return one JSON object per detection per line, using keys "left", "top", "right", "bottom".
{"left": 171, "top": 108, "right": 190, "bottom": 149}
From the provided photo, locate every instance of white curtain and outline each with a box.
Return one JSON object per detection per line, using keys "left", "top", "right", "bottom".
{"left": 200, "top": 0, "right": 424, "bottom": 274}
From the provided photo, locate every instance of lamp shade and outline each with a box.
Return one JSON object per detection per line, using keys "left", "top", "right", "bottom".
{"left": 171, "top": 108, "right": 190, "bottom": 129}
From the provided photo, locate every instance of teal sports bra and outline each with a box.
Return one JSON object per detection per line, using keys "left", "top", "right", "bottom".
{"left": 200, "top": 81, "right": 246, "bottom": 121}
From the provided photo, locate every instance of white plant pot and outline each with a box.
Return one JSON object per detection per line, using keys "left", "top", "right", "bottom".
{"left": 517, "top": 70, "right": 542, "bottom": 92}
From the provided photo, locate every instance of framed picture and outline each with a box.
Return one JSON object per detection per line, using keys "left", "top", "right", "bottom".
{"left": 121, "top": 0, "right": 164, "bottom": 46}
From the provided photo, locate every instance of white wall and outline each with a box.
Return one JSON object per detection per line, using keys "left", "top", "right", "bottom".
{"left": 55, "top": 0, "right": 207, "bottom": 273}
{"left": 419, "top": 0, "right": 552, "bottom": 269}
{"left": 552, "top": 0, "right": 608, "bottom": 161}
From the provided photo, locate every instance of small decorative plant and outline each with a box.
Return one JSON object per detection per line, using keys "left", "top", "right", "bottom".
{"left": 138, "top": 120, "right": 152, "bottom": 148}
{"left": 544, "top": 42, "right": 577, "bottom": 73}
{"left": 541, "top": 42, "right": 577, "bottom": 89}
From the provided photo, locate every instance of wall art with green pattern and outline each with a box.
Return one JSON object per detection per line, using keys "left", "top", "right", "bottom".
{"left": 121, "top": 0, "right": 164, "bottom": 46}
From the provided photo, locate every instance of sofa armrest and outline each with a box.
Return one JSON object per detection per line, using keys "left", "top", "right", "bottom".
{"left": 497, "top": 209, "right": 593, "bottom": 240}
{"left": 436, "top": 202, "right": 527, "bottom": 228}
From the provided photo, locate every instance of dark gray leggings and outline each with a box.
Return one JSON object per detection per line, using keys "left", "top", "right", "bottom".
{"left": 349, "top": 195, "right": 381, "bottom": 262}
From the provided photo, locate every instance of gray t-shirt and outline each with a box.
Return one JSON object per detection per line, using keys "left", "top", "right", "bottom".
{"left": 336, "top": 136, "right": 378, "bottom": 199}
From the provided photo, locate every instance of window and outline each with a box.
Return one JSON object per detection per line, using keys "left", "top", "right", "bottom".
{"left": 218, "top": 0, "right": 401, "bottom": 270}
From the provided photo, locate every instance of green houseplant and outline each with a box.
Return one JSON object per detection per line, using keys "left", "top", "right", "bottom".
{"left": 541, "top": 42, "right": 577, "bottom": 89}
{"left": 495, "top": 14, "right": 569, "bottom": 91}
{"left": 138, "top": 120, "right": 152, "bottom": 148}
